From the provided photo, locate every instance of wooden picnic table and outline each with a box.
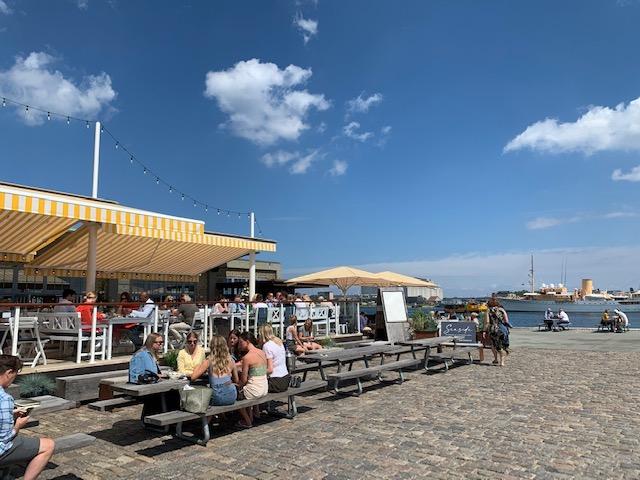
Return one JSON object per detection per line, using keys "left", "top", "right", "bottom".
{"left": 299, "top": 344, "right": 397, "bottom": 380}
{"left": 110, "top": 378, "right": 188, "bottom": 430}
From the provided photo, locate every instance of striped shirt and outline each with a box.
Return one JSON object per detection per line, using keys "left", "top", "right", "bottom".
{"left": 0, "top": 386, "right": 16, "bottom": 456}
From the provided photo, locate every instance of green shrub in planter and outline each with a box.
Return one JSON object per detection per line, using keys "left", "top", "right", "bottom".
{"left": 163, "top": 350, "right": 179, "bottom": 371}
{"left": 18, "top": 373, "right": 55, "bottom": 398}
{"left": 319, "top": 337, "right": 336, "bottom": 348}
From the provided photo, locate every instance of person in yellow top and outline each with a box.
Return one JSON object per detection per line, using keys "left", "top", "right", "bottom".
{"left": 600, "top": 310, "right": 612, "bottom": 332}
{"left": 177, "top": 331, "right": 206, "bottom": 379}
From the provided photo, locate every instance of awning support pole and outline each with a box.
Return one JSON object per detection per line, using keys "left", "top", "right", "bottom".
{"left": 89, "top": 305, "right": 97, "bottom": 363}
{"left": 249, "top": 211, "right": 256, "bottom": 302}
{"left": 86, "top": 120, "right": 101, "bottom": 293}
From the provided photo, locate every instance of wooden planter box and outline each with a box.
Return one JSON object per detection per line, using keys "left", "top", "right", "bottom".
{"left": 413, "top": 330, "right": 438, "bottom": 339}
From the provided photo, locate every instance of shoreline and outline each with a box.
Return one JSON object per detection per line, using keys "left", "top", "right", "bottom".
{"left": 508, "top": 327, "right": 640, "bottom": 352}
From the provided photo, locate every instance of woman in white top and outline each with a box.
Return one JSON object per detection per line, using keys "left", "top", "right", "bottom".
{"left": 259, "top": 324, "right": 290, "bottom": 392}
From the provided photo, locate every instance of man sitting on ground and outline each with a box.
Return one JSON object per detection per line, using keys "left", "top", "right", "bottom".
{"left": 0, "top": 355, "right": 54, "bottom": 480}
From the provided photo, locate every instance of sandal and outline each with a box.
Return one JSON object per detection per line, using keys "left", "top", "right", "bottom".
{"left": 492, "top": 360, "right": 499, "bottom": 365}
{"left": 234, "top": 421, "right": 252, "bottom": 429}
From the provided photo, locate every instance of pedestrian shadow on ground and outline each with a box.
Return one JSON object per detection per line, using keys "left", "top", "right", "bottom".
{"left": 2, "top": 462, "right": 85, "bottom": 479}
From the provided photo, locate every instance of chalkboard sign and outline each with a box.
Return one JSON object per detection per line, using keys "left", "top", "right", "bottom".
{"left": 439, "top": 321, "right": 477, "bottom": 343}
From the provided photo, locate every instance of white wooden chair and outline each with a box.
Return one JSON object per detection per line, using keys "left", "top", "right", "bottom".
{"left": 310, "top": 306, "right": 329, "bottom": 336}
{"left": 1, "top": 316, "right": 49, "bottom": 367}
{"left": 267, "top": 307, "right": 284, "bottom": 337}
{"left": 37, "top": 312, "right": 106, "bottom": 363}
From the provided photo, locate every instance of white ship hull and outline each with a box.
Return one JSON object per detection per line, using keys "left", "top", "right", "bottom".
{"left": 498, "top": 297, "right": 640, "bottom": 313}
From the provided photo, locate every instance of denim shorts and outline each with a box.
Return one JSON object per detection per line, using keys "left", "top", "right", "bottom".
{"left": 210, "top": 383, "right": 237, "bottom": 406}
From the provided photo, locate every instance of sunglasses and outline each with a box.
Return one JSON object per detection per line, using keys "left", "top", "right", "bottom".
{"left": 187, "top": 340, "right": 198, "bottom": 345}
{"left": 153, "top": 341, "right": 163, "bottom": 345}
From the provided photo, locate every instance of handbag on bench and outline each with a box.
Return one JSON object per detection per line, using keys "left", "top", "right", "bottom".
{"left": 179, "top": 385, "right": 212, "bottom": 413}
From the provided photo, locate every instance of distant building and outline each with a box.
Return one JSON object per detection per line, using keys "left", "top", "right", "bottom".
{"left": 361, "top": 282, "right": 443, "bottom": 303}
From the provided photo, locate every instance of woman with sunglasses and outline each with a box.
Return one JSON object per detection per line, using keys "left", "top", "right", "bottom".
{"left": 177, "top": 332, "right": 205, "bottom": 379}
{"left": 128, "top": 333, "right": 163, "bottom": 383}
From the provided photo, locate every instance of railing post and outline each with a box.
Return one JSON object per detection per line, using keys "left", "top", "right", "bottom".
{"left": 279, "top": 304, "right": 284, "bottom": 338}
{"left": 89, "top": 305, "right": 97, "bottom": 363}
{"left": 245, "top": 304, "right": 249, "bottom": 332}
{"left": 11, "top": 306, "right": 20, "bottom": 356}
{"left": 203, "top": 304, "right": 209, "bottom": 346}
{"left": 153, "top": 305, "right": 159, "bottom": 333}
{"left": 356, "top": 301, "right": 361, "bottom": 334}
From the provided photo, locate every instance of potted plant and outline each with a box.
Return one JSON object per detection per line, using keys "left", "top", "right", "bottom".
{"left": 409, "top": 311, "right": 439, "bottom": 339}
{"left": 17, "top": 373, "right": 55, "bottom": 398}
{"left": 162, "top": 350, "right": 179, "bottom": 371}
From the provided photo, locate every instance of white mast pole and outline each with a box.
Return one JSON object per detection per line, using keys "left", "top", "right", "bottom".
{"left": 249, "top": 212, "right": 256, "bottom": 302}
{"left": 86, "top": 121, "right": 101, "bottom": 293}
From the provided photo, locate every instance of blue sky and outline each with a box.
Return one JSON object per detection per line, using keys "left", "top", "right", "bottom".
{"left": 2, "top": 0, "right": 640, "bottom": 295}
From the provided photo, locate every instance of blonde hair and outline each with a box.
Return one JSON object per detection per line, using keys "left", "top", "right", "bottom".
{"left": 259, "top": 324, "right": 283, "bottom": 347}
{"left": 208, "top": 335, "right": 232, "bottom": 376}
{"left": 143, "top": 332, "right": 163, "bottom": 359}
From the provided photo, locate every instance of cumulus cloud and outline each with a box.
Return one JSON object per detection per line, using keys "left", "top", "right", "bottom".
{"left": 505, "top": 97, "right": 640, "bottom": 154}
{"left": 204, "top": 59, "right": 329, "bottom": 146}
{"left": 526, "top": 211, "right": 637, "bottom": 230}
{"left": 0, "top": 1, "right": 11, "bottom": 14}
{"left": 293, "top": 13, "right": 318, "bottom": 44}
{"left": 343, "top": 121, "right": 373, "bottom": 142}
{"left": 612, "top": 165, "right": 640, "bottom": 182}
{"left": 260, "top": 149, "right": 319, "bottom": 174}
{"left": 347, "top": 92, "right": 382, "bottom": 115}
{"left": 76, "top": 0, "right": 88, "bottom": 9}
{"left": 328, "top": 159, "right": 347, "bottom": 176}
{"left": 0, "top": 52, "right": 116, "bottom": 125}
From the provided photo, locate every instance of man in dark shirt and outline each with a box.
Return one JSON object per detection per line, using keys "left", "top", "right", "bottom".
{"left": 169, "top": 293, "right": 199, "bottom": 344}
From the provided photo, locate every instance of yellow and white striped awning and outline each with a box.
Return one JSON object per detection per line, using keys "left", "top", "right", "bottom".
{"left": 0, "top": 182, "right": 276, "bottom": 278}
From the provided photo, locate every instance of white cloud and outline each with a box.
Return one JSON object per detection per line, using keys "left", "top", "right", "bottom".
{"left": 0, "top": 52, "right": 116, "bottom": 125}
{"left": 0, "top": 1, "right": 11, "bottom": 14}
{"left": 76, "top": 0, "right": 88, "bottom": 9}
{"left": 261, "top": 149, "right": 319, "bottom": 174}
{"left": 505, "top": 97, "right": 640, "bottom": 154}
{"left": 260, "top": 150, "right": 298, "bottom": 167}
{"left": 287, "top": 245, "right": 640, "bottom": 296}
{"left": 347, "top": 92, "right": 383, "bottom": 115}
{"left": 328, "top": 159, "right": 347, "bottom": 176}
{"left": 381, "top": 125, "right": 392, "bottom": 135}
{"left": 612, "top": 165, "right": 640, "bottom": 182}
{"left": 526, "top": 211, "right": 637, "bottom": 230}
{"left": 204, "top": 59, "right": 329, "bottom": 146}
{"left": 343, "top": 121, "right": 373, "bottom": 142}
{"left": 290, "top": 150, "right": 319, "bottom": 174}
{"left": 293, "top": 14, "right": 318, "bottom": 44}
{"left": 317, "top": 121, "right": 326, "bottom": 133}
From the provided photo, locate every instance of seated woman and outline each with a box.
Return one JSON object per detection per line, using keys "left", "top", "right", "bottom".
{"left": 191, "top": 335, "right": 238, "bottom": 406}
{"left": 285, "top": 315, "right": 306, "bottom": 355}
{"left": 177, "top": 331, "right": 206, "bottom": 379}
{"left": 213, "top": 297, "right": 228, "bottom": 314}
{"left": 75, "top": 291, "right": 105, "bottom": 332}
{"left": 298, "top": 319, "right": 322, "bottom": 351}
{"left": 236, "top": 331, "right": 268, "bottom": 428}
{"left": 128, "top": 333, "right": 163, "bottom": 383}
{"left": 259, "top": 324, "right": 290, "bottom": 392}
{"left": 227, "top": 329, "right": 242, "bottom": 365}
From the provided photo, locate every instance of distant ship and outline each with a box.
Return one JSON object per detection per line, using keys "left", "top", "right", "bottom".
{"left": 497, "top": 256, "right": 640, "bottom": 313}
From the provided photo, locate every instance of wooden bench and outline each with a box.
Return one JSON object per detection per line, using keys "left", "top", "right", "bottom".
{"left": 426, "top": 347, "right": 476, "bottom": 372}
{"left": 326, "top": 358, "right": 421, "bottom": 396}
{"left": 88, "top": 396, "right": 139, "bottom": 412}
{"left": 144, "top": 380, "right": 327, "bottom": 445}
{"left": 56, "top": 370, "right": 130, "bottom": 402}
{"left": 291, "top": 361, "right": 337, "bottom": 381}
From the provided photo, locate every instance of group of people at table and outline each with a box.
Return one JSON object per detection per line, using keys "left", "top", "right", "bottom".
{"left": 128, "top": 313, "right": 324, "bottom": 429}
{"left": 600, "top": 308, "right": 630, "bottom": 332}
{"left": 53, "top": 289, "right": 334, "bottom": 350}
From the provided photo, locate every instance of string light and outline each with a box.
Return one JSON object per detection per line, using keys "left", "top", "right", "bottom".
{"left": 0, "top": 94, "right": 261, "bottom": 234}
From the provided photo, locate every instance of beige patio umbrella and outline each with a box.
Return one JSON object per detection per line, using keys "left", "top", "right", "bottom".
{"left": 373, "top": 271, "right": 437, "bottom": 287}
{"left": 286, "top": 266, "right": 387, "bottom": 297}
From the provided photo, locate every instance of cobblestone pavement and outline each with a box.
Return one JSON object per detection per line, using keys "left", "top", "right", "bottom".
{"left": 25, "top": 348, "right": 640, "bottom": 479}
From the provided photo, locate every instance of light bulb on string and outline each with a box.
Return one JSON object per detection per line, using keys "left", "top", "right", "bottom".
{"left": 1, "top": 98, "right": 5, "bottom": 107}
{"left": 100, "top": 125, "right": 104, "bottom": 133}
{"left": 156, "top": 177, "right": 160, "bottom": 185}
{"left": 217, "top": 209, "right": 221, "bottom": 215}
{"left": 205, "top": 206, "right": 208, "bottom": 213}
{"left": 227, "top": 211, "right": 230, "bottom": 217}
{"left": 86, "top": 121, "right": 90, "bottom": 129}
{"left": 66, "top": 116, "right": 70, "bottom": 125}
{"left": 130, "top": 156, "right": 133, "bottom": 164}
{"left": 193, "top": 201, "right": 197, "bottom": 208}
{"left": 181, "top": 194, "right": 185, "bottom": 201}
{"left": 237, "top": 213, "right": 241, "bottom": 219}
{"left": 169, "top": 186, "right": 173, "bottom": 193}
{"left": 115, "top": 142, "right": 119, "bottom": 149}
{"left": 47, "top": 112, "right": 51, "bottom": 121}
{"left": 143, "top": 167, "right": 147, "bottom": 174}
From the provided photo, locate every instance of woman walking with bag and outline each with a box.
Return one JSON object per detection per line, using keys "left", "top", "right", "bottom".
{"left": 484, "top": 298, "right": 511, "bottom": 367}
